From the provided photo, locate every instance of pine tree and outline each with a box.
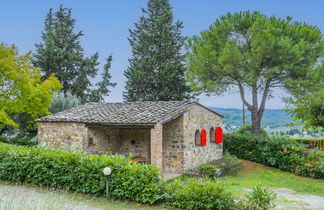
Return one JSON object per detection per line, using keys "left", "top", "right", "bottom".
{"left": 88, "top": 55, "right": 117, "bottom": 102}
{"left": 123, "top": 0, "right": 193, "bottom": 101}
{"left": 33, "top": 6, "right": 115, "bottom": 103}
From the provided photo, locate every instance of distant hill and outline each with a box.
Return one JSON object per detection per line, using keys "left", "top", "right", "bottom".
{"left": 209, "top": 107, "right": 292, "bottom": 129}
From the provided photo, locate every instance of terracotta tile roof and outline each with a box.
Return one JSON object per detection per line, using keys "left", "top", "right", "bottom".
{"left": 37, "top": 101, "right": 223, "bottom": 124}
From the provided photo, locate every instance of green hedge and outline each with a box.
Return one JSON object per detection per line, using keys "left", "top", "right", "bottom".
{"left": 0, "top": 143, "right": 161, "bottom": 204}
{"left": 162, "top": 177, "right": 236, "bottom": 209}
{"left": 162, "top": 177, "right": 277, "bottom": 210}
{"left": 224, "top": 134, "right": 324, "bottom": 178}
{"left": 0, "top": 142, "right": 279, "bottom": 209}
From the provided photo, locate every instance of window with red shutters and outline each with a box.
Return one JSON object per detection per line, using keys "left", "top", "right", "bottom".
{"left": 215, "top": 127, "right": 223, "bottom": 143}
{"left": 201, "top": 129, "right": 207, "bottom": 146}
{"left": 195, "top": 129, "right": 201, "bottom": 146}
{"left": 210, "top": 127, "right": 215, "bottom": 142}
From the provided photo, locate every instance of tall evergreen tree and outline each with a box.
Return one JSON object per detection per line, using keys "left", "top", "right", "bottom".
{"left": 33, "top": 6, "right": 116, "bottom": 103}
{"left": 88, "top": 55, "right": 117, "bottom": 102}
{"left": 123, "top": 0, "right": 193, "bottom": 101}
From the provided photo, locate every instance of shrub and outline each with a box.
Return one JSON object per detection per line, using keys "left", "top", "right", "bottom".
{"left": 0, "top": 136, "right": 37, "bottom": 146}
{"left": 236, "top": 124, "right": 268, "bottom": 136}
{"left": 163, "top": 177, "right": 277, "bottom": 210}
{"left": 239, "top": 184, "right": 277, "bottom": 210}
{"left": 162, "top": 177, "right": 237, "bottom": 210}
{"left": 0, "top": 143, "right": 161, "bottom": 204}
{"left": 218, "top": 152, "right": 241, "bottom": 175}
{"left": 197, "top": 164, "right": 219, "bottom": 178}
{"left": 224, "top": 133, "right": 324, "bottom": 178}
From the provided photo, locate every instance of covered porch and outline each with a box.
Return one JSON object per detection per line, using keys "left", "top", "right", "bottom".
{"left": 85, "top": 123, "right": 163, "bottom": 171}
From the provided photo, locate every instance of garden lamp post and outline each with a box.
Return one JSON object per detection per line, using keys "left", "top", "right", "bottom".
{"left": 103, "top": 167, "right": 112, "bottom": 199}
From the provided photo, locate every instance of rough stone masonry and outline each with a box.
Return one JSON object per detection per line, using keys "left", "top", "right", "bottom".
{"left": 37, "top": 101, "right": 224, "bottom": 173}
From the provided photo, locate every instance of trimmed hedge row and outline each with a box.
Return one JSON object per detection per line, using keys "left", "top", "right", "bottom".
{"left": 224, "top": 134, "right": 324, "bottom": 178}
{"left": 0, "top": 142, "right": 277, "bottom": 209}
{"left": 0, "top": 143, "right": 161, "bottom": 204}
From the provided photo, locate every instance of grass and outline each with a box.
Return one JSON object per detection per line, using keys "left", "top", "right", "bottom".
{"left": 219, "top": 160, "right": 324, "bottom": 196}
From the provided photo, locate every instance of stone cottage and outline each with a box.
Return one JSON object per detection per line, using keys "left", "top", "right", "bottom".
{"left": 37, "top": 101, "right": 224, "bottom": 173}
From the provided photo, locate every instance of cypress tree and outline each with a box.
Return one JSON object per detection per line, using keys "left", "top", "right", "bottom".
{"left": 123, "top": 0, "right": 193, "bottom": 101}
{"left": 33, "top": 6, "right": 116, "bottom": 103}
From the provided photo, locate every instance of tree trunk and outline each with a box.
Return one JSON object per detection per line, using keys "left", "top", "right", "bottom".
{"left": 251, "top": 84, "right": 261, "bottom": 135}
{"left": 242, "top": 103, "right": 246, "bottom": 126}
{"left": 251, "top": 109, "right": 261, "bottom": 136}
{"left": 238, "top": 80, "right": 271, "bottom": 136}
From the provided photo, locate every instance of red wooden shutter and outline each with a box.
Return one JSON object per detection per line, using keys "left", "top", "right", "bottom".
{"left": 201, "top": 129, "right": 207, "bottom": 146}
{"left": 215, "top": 127, "right": 223, "bottom": 143}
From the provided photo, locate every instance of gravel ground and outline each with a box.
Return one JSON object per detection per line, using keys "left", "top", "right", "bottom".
{"left": 0, "top": 183, "right": 168, "bottom": 210}
{"left": 272, "top": 188, "right": 324, "bottom": 210}
{"left": 0, "top": 184, "right": 100, "bottom": 210}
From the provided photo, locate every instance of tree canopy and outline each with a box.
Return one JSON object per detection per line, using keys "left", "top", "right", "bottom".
{"left": 33, "top": 6, "right": 116, "bottom": 104}
{"left": 186, "top": 11, "right": 323, "bottom": 135}
{"left": 49, "top": 91, "right": 81, "bottom": 114}
{"left": 286, "top": 62, "right": 324, "bottom": 129}
{"left": 0, "top": 44, "right": 62, "bottom": 130}
{"left": 123, "top": 0, "right": 193, "bottom": 101}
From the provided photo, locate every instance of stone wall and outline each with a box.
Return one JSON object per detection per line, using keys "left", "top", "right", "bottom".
{"left": 182, "top": 104, "right": 223, "bottom": 171}
{"left": 37, "top": 122, "right": 87, "bottom": 151}
{"left": 38, "top": 103, "right": 223, "bottom": 173}
{"left": 86, "top": 128, "right": 120, "bottom": 154}
{"left": 151, "top": 124, "right": 163, "bottom": 171}
{"left": 119, "top": 129, "right": 150, "bottom": 160}
{"left": 162, "top": 116, "right": 185, "bottom": 172}
{"left": 87, "top": 128, "right": 150, "bottom": 159}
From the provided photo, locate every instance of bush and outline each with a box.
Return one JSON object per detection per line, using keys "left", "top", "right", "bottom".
{"left": 0, "top": 136, "right": 37, "bottom": 146}
{"left": 236, "top": 124, "right": 268, "bottom": 136}
{"left": 224, "top": 133, "right": 324, "bottom": 178}
{"left": 0, "top": 143, "right": 161, "bottom": 204}
{"left": 162, "top": 177, "right": 277, "bottom": 210}
{"left": 239, "top": 184, "right": 277, "bottom": 210}
{"left": 218, "top": 152, "right": 241, "bottom": 175}
{"left": 162, "top": 177, "right": 237, "bottom": 209}
{"left": 197, "top": 164, "right": 219, "bottom": 178}
{"left": 187, "top": 153, "right": 241, "bottom": 178}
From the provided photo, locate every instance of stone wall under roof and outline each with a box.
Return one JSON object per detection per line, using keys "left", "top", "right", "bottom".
{"left": 86, "top": 128, "right": 150, "bottom": 160}
{"left": 38, "top": 122, "right": 87, "bottom": 151}
{"left": 183, "top": 104, "right": 223, "bottom": 171}
{"left": 37, "top": 102, "right": 223, "bottom": 173}
{"left": 118, "top": 129, "right": 150, "bottom": 161}
{"left": 162, "top": 116, "right": 185, "bottom": 172}
{"left": 86, "top": 128, "right": 120, "bottom": 154}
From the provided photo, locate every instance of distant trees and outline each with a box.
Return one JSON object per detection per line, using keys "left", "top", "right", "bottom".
{"left": 123, "top": 0, "right": 193, "bottom": 101}
{"left": 186, "top": 11, "right": 323, "bottom": 135}
{"left": 33, "top": 6, "right": 116, "bottom": 104}
{"left": 0, "top": 44, "right": 62, "bottom": 133}
{"left": 49, "top": 91, "right": 81, "bottom": 114}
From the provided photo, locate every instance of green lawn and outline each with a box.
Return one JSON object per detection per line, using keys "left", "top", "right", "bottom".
{"left": 219, "top": 160, "right": 324, "bottom": 196}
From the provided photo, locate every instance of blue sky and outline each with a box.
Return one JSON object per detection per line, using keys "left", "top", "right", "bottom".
{"left": 1, "top": 0, "right": 323, "bottom": 108}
